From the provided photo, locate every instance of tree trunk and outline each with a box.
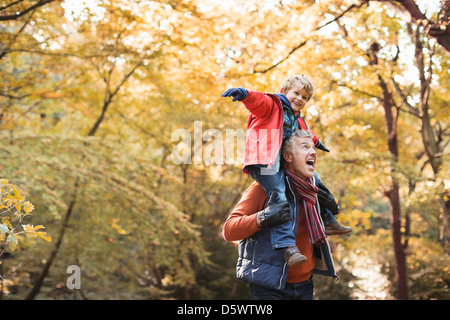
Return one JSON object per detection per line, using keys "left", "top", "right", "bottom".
{"left": 25, "top": 196, "right": 77, "bottom": 300}
{"left": 378, "top": 75, "right": 409, "bottom": 300}
{"left": 385, "top": 186, "right": 408, "bottom": 299}
{"left": 410, "top": 23, "right": 450, "bottom": 250}
{"left": 87, "top": 100, "right": 110, "bottom": 137}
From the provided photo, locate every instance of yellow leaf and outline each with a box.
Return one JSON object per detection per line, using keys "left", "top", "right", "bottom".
{"left": 37, "top": 232, "right": 51, "bottom": 242}
{"left": 14, "top": 195, "right": 25, "bottom": 201}
{"left": 2, "top": 218, "right": 12, "bottom": 229}
{"left": 11, "top": 187, "right": 20, "bottom": 196}
{"left": 23, "top": 201, "right": 34, "bottom": 213}
{"left": 22, "top": 224, "right": 34, "bottom": 232}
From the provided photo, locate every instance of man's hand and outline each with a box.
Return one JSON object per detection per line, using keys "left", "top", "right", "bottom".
{"left": 317, "top": 182, "right": 340, "bottom": 215}
{"left": 221, "top": 87, "right": 248, "bottom": 102}
{"left": 256, "top": 191, "right": 290, "bottom": 228}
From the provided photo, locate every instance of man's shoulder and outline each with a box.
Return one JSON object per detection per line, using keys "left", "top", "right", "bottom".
{"left": 238, "top": 181, "right": 268, "bottom": 210}
{"left": 245, "top": 181, "right": 267, "bottom": 199}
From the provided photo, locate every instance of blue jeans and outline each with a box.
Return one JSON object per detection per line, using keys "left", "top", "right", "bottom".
{"left": 249, "top": 278, "right": 314, "bottom": 300}
{"left": 246, "top": 165, "right": 296, "bottom": 250}
{"left": 322, "top": 207, "right": 337, "bottom": 225}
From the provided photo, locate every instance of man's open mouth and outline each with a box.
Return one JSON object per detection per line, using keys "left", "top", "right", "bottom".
{"left": 306, "top": 159, "right": 315, "bottom": 168}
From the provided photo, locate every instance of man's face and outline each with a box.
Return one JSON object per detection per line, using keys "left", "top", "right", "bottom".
{"left": 283, "top": 136, "right": 317, "bottom": 180}
{"left": 281, "top": 83, "right": 311, "bottom": 114}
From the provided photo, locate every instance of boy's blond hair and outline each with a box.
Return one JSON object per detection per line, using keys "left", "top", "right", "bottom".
{"left": 281, "top": 74, "right": 314, "bottom": 97}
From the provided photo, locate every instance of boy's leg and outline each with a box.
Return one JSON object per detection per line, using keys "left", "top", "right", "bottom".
{"left": 246, "top": 165, "right": 295, "bottom": 249}
{"left": 320, "top": 206, "right": 352, "bottom": 235}
{"left": 315, "top": 172, "right": 352, "bottom": 235}
{"left": 321, "top": 207, "right": 337, "bottom": 225}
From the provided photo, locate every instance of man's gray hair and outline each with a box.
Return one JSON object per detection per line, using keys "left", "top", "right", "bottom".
{"left": 281, "top": 129, "right": 314, "bottom": 154}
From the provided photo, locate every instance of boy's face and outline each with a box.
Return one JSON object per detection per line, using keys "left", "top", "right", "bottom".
{"left": 281, "top": 83, "right": 311, "bottom": 114}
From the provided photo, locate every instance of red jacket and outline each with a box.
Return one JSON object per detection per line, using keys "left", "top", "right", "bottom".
{"left": 242, "top": 90, "right": 321, "bottom": 173}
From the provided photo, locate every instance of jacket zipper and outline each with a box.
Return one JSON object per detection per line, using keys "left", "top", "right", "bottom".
{"left": 314, "top": 175, "right": 338, "bottom": 280}
{"left": 286, "top": 177, "right": 297, "bottom": 231}
{"left": 279, "top": 262, "right": 287, "bottom": 289}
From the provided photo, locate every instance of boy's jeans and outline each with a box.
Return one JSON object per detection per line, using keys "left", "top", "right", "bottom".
{"left": 246, "top": 164, "right": 296, "bottom": 250}
{"left": 322, "top": 207, "right": 337, "bottom": 225}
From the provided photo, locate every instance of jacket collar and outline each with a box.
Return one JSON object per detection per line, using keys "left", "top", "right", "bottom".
{"left": 274, "top": 93, "right": 301, "bottom": 119}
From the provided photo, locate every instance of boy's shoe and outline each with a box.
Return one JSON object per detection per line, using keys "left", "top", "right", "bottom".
{"left": 325, "top": 221, "right": 352, "bottom": 235}
{"left": 284, "top": 246, "right": 307, "bottom": 266}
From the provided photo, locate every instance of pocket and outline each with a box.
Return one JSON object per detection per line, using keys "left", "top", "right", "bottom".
{"left": 239, "top": 237, "right": 257, "bottom": 261}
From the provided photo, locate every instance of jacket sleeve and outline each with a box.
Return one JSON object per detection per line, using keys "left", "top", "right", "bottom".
{"left": 308, "top": 127, "right": 319, "bottom": 144}
{"left": 222, "top": 182, "right": 267, "bottom": 241}
{"left": 308, "top": 127, "right": 329, "bottom": 151}
{"left": 242, "top": 90, "right": 279, "bottom": 119}
{"left": 298, "top": 122, "right": 329, "bottom": 151}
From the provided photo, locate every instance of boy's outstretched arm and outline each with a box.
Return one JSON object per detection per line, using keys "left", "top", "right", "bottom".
{"left": 221, "top": 87, "right": 248, "bottom": 101}
{"left": 222, "top": 87, "right": 278, "bottom": 119}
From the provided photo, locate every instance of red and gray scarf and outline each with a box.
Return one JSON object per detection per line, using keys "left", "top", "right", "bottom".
{"left": 285, "top": 170, "right": 326, "bottom": 244}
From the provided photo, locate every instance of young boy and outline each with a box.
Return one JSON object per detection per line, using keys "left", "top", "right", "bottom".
{"left": 222, "top": 74, "right": 351, "bottom": 266}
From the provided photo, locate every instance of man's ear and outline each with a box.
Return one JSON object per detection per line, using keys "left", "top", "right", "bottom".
{"left": 282, "top": 151, "right": 293, "bottom": 163}
{"left": 280, "top": 87, "right": 285, "bottom": 94}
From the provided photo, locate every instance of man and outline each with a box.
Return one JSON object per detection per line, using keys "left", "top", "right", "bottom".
{"left": 222, "top": 129, "right": 346, "bottom": 300}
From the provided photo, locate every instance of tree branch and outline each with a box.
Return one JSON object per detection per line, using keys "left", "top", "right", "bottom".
{"left": 318, "top": 0, "right": 369, "bottom": 29}
{"left": 374, "top": 0, "right": 450, "bottom": 53}
{"left": 0, "top": 0, "right": 57, "bottom": 21}
{"left": 252, "top": 1, "right": 369, "bottom": 74}
{"left": 253, "top": 40, "right": 308, "bottom": 74}
{"left": 87, "top": 60, "right": 143, "bottom": 137}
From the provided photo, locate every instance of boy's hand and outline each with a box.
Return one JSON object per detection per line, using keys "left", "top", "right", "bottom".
{"left": 317, "top": 182, "right": 340, "bottom": 215}
{"left": 221, "top": 87, "right": 248, "bottom": 102}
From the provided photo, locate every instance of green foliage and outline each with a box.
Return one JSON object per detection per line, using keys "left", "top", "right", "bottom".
{"left": 0, "top": 179, "right": 51, "bottom": 253}
{"left": 0, "top": 178, "right": 51, "bottom": 296}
